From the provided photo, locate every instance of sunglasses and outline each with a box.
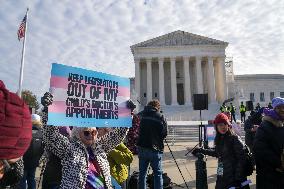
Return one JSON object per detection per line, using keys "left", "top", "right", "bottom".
{"left": 83, "top": 130, "right": 97, "bottom": 137}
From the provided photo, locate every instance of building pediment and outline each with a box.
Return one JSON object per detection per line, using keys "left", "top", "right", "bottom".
{"left": 131, "top": 30, "right": 228, "bottom": 49}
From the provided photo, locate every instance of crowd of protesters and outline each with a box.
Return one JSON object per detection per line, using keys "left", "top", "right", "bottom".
{"left": 1, "top": 78, "right": 284, "bottom": 189}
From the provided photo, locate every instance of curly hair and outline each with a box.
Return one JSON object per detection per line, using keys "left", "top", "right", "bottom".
{"left": 147, "top": 99, "right": 160, "bottom": 110}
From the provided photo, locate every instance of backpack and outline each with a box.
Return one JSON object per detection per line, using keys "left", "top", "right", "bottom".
{"left": 243, "top": 145, "right": 254, "bottom": 176}
{"left": 128, "top": 171, "right": 139, "bottom": 189}
{"left": 147, "top": 173, "right": 173, "bottom": 189}
{"left": 23, "top": 127, "right": 44, "bottom": 167}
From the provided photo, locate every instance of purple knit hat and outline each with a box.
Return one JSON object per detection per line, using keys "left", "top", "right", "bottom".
{"left": 272, "top": 97, "right": 284, "bottom": 109}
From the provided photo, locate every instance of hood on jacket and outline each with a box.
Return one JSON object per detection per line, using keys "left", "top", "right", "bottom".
{"left": 262, "top": 116, "right": 284, "bottom": 128}
{"left": 143, "top": 105, "right": 159, "bottom": 114}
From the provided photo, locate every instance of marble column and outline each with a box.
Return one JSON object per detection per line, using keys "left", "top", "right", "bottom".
{"left": 183, "top": 57, "right": 192, "bottom": 105}
{"left": 134, "top": 58, "right": 140, "bottom": 103}
{"left": 158, "top": 57, "right": 165, "bottom": 105}
{"left": 195, "top": 56, "right": 203, "bottom": 93}
{"left": 146, "top": 58, "right": 152, "bottom": 103}
{"left": 218, "top": 57, "right": 227, "bottom": 101}
{"left": 170, "top": 57, "right": 178, "bottom": 105}
{"left": 207, "top": 57, "right": 217, "bottom": 103}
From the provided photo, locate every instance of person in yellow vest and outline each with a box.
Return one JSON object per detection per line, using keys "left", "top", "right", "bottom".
{"left": 228, "top": 103, "right": 236, "bottom": 123}
{"left": 239, "top": 101, "right": 247, "bottom": 123}
{"left": 220, "top": 103, "right": 227, "bottom": 113}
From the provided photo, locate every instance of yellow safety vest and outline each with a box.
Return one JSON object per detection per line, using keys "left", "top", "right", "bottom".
{"left": 240, "top": 105, "right": 246, "bottom": 112}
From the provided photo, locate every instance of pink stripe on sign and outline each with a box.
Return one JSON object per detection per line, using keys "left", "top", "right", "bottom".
{"left": 48, "top": 101, "right": 66, "bottom": 113}
{"left": 117, "top": 86, "right": 130, "bottom": 97}
{"left": 49, "top": 101, "right": 130, "bottom": 117}
{"left": 50, "top": 76, "right": 68, "bottom": 89}
{"left": 50, "top": 76, "right": 129, "bottom": 96}
{"left": 118, "top": 107, "right": 131, "bottom": 116}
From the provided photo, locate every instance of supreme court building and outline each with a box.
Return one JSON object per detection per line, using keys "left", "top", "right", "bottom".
{"left": 130, "top": 30, "right": 228, "bottom": 108}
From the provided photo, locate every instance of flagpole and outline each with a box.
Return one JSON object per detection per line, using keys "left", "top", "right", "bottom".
{"left": 17, "top": 8, "right": 29, "bottom": 98}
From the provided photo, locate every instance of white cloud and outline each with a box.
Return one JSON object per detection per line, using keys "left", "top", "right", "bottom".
{"left": 0, "top": 0, "right": 283, "bottom": 98}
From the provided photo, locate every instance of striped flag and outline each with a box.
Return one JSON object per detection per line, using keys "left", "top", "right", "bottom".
{"left": 17, "top": 15, "right": 26, "bottom": 41}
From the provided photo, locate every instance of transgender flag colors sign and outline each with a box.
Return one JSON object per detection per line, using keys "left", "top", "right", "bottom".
{"left": 47, "top": 63, "right": 132, "bottom": 128}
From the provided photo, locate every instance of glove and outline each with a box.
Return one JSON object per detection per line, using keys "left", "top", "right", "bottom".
{"left": 41, "top": 92, "right": 53, "bottom": 107}
{"left": 126, "top": 99, "right": 136, "bottom": 111}
{"left": 191, "top": 147, "right": 203, "bottom": 156}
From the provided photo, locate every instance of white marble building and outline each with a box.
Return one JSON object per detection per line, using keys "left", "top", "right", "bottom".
{"left": 130, "top": 30, "right": 284, "bottom": 120}
{"left": 233, "top": 74, "right": 284, "bottom": 107}
{"left": 131, "top": 30, "right": 228, "bottom": 107}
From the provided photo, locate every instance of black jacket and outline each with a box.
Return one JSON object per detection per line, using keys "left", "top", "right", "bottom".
{"left": 244, "top": 112, "right": 262, "bottom": 147}
{"left": 253, "top": 116, "right": 284, "bottom": 189}
{"left": 23, "top": 125, "right": 44, "bottom": 169}
{"left": 201, "top": 133, "right": 247, "bottom": 189}
{"left": 137, "top": 106, "right": 167, "bottom": 152}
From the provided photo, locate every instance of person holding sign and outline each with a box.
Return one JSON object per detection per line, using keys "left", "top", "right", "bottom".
{"left": 41, "top": 92, "right": 134, "bottom": 189}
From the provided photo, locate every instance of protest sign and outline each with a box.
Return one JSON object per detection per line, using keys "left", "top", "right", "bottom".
{"left": 206, "top": 122, "right": 216, "bottom": 148}
{"left": 47, "top": 63, "right": 131, "bottom": 127}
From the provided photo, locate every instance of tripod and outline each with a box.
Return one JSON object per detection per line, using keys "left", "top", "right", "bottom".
{"left": 198, "top": 110, "right": 208, "bottom": 149}
{"left": 196, "top": 110, "right": 208, "bottom": 189}
{"left": 165, "top": 139, "right": 190, "bottom": 189}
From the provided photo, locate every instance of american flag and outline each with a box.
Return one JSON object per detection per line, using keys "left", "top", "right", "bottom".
{"left": 17, "top": 15, "right": 26, "bottom": 41}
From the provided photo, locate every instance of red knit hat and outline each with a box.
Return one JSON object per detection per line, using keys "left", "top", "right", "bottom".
{"left": 214, "top": 113, "right": 230, "bottom": 125}
{"left": 0, "top": 80, "right": 32, "bottom": 159}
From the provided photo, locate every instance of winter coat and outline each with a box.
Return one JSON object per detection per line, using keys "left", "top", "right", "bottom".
{"left": 42, "top": 110, "right": 128, "bottom": 189}
{"left": 42, "top": 153, "right": 62, "bottom": 188}
{"left": 126, "top": 114, "right": 140, "bottom": 155}
{"left": 42, "top": 127, "right": 71, "bottom": 189}
{"left": 137, "top": 106, "right": 168, "bottom": 152}
{"left": 201, "top": 133, "right": 248, "bottom": 189}
{"left": 108, "top": 143, "right": 133, "bottom": 184}
{"left": 23, "top": 125, "right": 44, "bottom": 169}
{"left": 0, "top": 158, "right": 23, "bottom": 189}
{"left": 253, "top": 116, "right": 284, "bottom": 189}
{"left": 244, "top": 112, "right": 262, "bottom": 148}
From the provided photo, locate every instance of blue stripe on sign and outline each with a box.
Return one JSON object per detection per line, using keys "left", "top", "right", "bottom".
{"left": 47, "top": 112, "right": 132, "bottom": 128}
{"left": 51, "top": 63, "right": 130, "bottom": 87}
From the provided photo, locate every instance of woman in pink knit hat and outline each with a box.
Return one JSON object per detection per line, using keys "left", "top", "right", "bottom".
{"left": 192, "top": 113, "right": 250, "bottom": 189}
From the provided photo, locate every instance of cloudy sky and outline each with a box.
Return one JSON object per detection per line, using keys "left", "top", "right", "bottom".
{"left": 0, "top": 0, "right": 283, "bottom": 97}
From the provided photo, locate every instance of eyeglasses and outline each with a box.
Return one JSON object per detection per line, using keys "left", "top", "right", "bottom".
{"left": 83, "top": 130, "right": 97, "bottom": 137}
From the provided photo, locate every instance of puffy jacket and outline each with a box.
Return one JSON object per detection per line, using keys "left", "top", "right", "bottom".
{"left": 137, "top": 106, "right": 168, "bottom": 152}
{"left": 108, "top": 143, "right": 133, "bottom": 184}
{"left": 201, "top": 133, "right": 247, "bottom": 189}
{"left": 253, "top": 116, "right": 284, "bottom": 189}
{"left": 42, "top": 108, "right": 128, "bottom": 189}
{"left": 0, "top": 80, "right": 32, "bottom": 160}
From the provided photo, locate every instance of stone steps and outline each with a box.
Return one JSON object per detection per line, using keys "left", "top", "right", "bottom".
{"left": 166, "top": 124, "right": 245, "bottom": 143}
